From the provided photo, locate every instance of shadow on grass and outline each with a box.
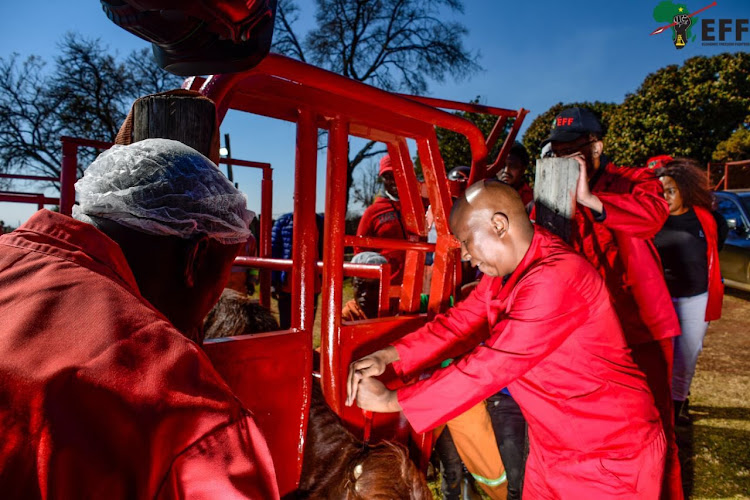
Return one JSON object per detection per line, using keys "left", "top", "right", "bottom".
{"left": 676, "top": 405, "right": 750, "bottom": 499}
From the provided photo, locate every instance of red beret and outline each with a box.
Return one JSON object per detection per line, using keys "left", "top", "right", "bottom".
{"left": 379, "top": 155, "right": 393, "bottom": 177}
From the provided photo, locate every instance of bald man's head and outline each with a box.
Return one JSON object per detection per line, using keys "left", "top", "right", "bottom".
{"left": 450, "top": 180, "right": 534, "bottom": 277}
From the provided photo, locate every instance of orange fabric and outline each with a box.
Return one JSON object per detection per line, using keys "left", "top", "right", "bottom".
{"left": 444, "top": 403, "right": 507, "bottom": 500}
{"left": 0, "top": 210, "right": 279, "bottom": 499}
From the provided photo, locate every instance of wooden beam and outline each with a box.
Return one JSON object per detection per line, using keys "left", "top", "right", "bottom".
{"left": 132, "top": 95, "right": 218, "bottom": 163}
{"left": 533, "top": 158, "right": 579, "bottom": 242}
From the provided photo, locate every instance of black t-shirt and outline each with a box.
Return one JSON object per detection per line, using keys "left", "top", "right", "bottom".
{"left": 654, "top": 208, "right": 708, "bottom": 298}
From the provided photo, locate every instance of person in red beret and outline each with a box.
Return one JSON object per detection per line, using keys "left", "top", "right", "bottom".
{"left": 355, "top": 154, "right": 418, "bottom": 284}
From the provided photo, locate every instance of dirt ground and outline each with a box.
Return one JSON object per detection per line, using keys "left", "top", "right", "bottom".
{"left": 677, "top": 288, "right": 750, "bottom": 499}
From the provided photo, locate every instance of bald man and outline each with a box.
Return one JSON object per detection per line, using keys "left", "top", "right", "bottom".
{"left": 347, "top": 181, "right": 666, "bottom": 499}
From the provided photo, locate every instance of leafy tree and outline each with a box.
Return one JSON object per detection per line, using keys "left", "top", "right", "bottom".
{"left": 522, "top": 101, "right": 618, "bottom": 162}
{"left": 605, "top": 53, "right": 750, "bottom": 166}
{"left": 0, "top": 33, "right": 182, "bottom": 190}
{"left": 273, "top": 0, "right": 480, "bottom": 205}
{"left": 713, "top": 122, "right": 750, "bottom": 163}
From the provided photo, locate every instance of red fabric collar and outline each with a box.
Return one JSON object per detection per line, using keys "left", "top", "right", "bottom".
{"left": 4, "top": 210, "right": 141, "bottom": 296}
{"left": 487, "top": 227, "right": 550, "bottom": 302}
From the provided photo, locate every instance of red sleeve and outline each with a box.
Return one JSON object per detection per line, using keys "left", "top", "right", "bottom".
{"left": 157, "top": 415, "right": 280, "bottom": 499}
{"left": 354, "top": 205, "right": 377, "bottom": 254}
{"left": 391, "top": 276, "right": 493, "bottom": 379}
{"left": 597, "top": 168, "right": 669, "bottom": 238}
{"left": 396, "top": 262, "right": 592, "bottom": 433}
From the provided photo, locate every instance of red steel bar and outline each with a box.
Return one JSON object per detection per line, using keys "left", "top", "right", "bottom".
{"left": 217, "top": 157, "right": 271, "bottom": 169}
{"left": 59, "top": 140, "right": 80, "bottom": 216}
{"left": 396, "top": 94, "right": 520, "bottom": 118}
{"left": 259, "top": 165, "right": 273, "bottom": 309}
{"left": 0, "top": 193, "right": 59, "bottom": 207}
{"left": 0, "top": 174, "right": 59, "bottom": 182}
{"left": 485, "top": 108, "right": 529, "bottom": 180}
{"left": 343, "top": 235, "right": 435, "bottom": 252}
{"left": 292, "top": 108, "right": 318, "bottom": 332}
{"left": 321, "top": 118, "right": 350, "bottom": 412}
{"left": 233, "top": 257, "right": 387, "bottom": 279}
{"left": 60, "top": 136, "right": 113, "bottom": 150}
{"left": 200, "top": 54, "right": 489, "bottom": 174}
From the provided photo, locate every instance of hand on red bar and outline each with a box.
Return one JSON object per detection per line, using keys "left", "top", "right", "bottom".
{"left": 351, "top": 376, "right": 401, "bottom": 414}
{"left": 346, "top": 346, "right": 399, "bottom": 407}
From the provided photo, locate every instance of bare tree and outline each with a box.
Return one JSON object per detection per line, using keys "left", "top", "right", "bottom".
{"left": 0, "top": 33, "right": 182, "bottom": 189}
{"left": 349, "top": 159, "right": 381, "bottom": 209}
{"left": 273, "top": 0, "right": 480, "bottom": 206}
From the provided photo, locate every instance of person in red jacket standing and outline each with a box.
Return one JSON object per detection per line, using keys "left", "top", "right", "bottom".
{"left": 653, "top": 157, "right": 727, "bottom": 423}
{"left": 541, "top": 107, "right": 683, "bottom": 499}
{"left": 347, "top": 180, "right": 666, "bottom": 499}
{"left": 355, "top": 155, "right": 416, "bottom": 284}
{"left": 0, "top": 139, "right": 279, "bottom": 499}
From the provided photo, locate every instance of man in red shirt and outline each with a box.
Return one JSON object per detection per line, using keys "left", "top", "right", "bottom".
{"left": 355, "top": 155, "right": 415, "bottom": 283}
{"left": 347, "top": 180, "right": 666, "bottom": 499}
{"left": 0, "top": 139, "right": 279, "bottom": 499}
{"left": 497, "top": 142, "right": 534, "bottom": 208}
{"left": 541, "top": 107, "right": 682, "bottom": 499}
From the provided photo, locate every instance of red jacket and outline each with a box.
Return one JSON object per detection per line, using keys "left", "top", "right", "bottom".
{"left": 517, "top": 182, "right": 534, "bottom": 207}
{"left": 569, "top": 162, "right": 680, "bottom": 345}
{"left": 392, "top": 228, "right": 661, "bottom": 460}
{"left": 355, "top": 196, "right": 411, "bottom": 283}
{"left": 694, "top": 206, "right": 724, "bottom": 321}
{"left": 0, "top": 211, "right": 279, "bottom": 499}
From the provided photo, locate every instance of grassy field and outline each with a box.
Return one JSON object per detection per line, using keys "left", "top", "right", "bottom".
{"left": 677, "top": 288, "right": 750, "bottom": 499}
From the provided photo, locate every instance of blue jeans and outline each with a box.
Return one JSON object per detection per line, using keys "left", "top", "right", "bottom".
{"left": 671, "top": 292, "right": 709, "bottom": 401}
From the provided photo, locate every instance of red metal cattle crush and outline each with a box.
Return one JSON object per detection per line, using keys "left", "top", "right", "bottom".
{"left": 191, "top": 53, "right": 526, "bottom": 495}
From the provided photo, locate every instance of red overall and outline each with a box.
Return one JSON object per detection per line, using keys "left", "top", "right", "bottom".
{"left": 569, "top": 162, "right": 682, "bottom": 499}
{"left": 694, "top": 206, "right": 723, "bottom": 321}
{"left": 392, "top": 228, "right": 666, "bottom": 499}
{"left": 0, "top": 211, "right": 279, "bottom": 499}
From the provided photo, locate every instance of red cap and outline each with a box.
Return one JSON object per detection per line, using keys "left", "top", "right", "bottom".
{"left": 379, "top": 155, "right": 393, "bottom": 177}
{"left": 647, "top": 155, "right": 673, "bottom": 170}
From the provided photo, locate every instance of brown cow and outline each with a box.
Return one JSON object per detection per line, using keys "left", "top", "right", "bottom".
{"left": 297, "top": 380, "right": 432, "bottom": 500}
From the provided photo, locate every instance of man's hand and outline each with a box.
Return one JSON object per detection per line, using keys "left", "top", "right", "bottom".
{"left": 346, "top": 346, "right": 399, "bottom": 406}
{"left": 570, "top": 154, "right": 604, "bottom": 213}
{"left": 355, "top": 376, "right": 402, "bottom": 413}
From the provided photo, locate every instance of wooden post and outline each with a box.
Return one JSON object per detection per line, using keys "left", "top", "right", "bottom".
{"left": 533, "top": 158, "right": 579, "bottom": 242}
{"left": 132, "top": 95, "right": 218, "bottom": 163}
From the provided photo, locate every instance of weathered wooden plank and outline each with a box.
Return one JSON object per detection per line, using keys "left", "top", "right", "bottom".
{"left": 533, "top": 157, "right": 579, "bottom": 242}
{"left": 132, "top": 95, "right": 217, "bottom": 161}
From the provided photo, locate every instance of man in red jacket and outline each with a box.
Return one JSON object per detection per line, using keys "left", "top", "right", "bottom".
{"left": 0, "top": 139, "right": 279, "bottom": 499}
{"left": 347, "top": 180, "right": 666, "bottom": 499}
{"left": 497, "top": 142, "right": 534, "bottom": 208}
{"left": 541, "top": 107, "right": 682, "bottom": 499}
{"left": 355, "top": 155, "right": 415, "bottom": 284}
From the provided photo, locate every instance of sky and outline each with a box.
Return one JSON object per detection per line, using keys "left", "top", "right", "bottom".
{"left": 0, "top": 0, "right": 748, "bottom": 226}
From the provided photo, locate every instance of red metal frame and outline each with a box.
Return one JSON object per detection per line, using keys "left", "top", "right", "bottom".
{"left": 194, "top": 52, "right": 526, "bottom": 490}
{"left": 708, "top": 159, "right": 750, "bottom": 191}
{"left": 397, "top": 94, "right": 529, "bottom": 183}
